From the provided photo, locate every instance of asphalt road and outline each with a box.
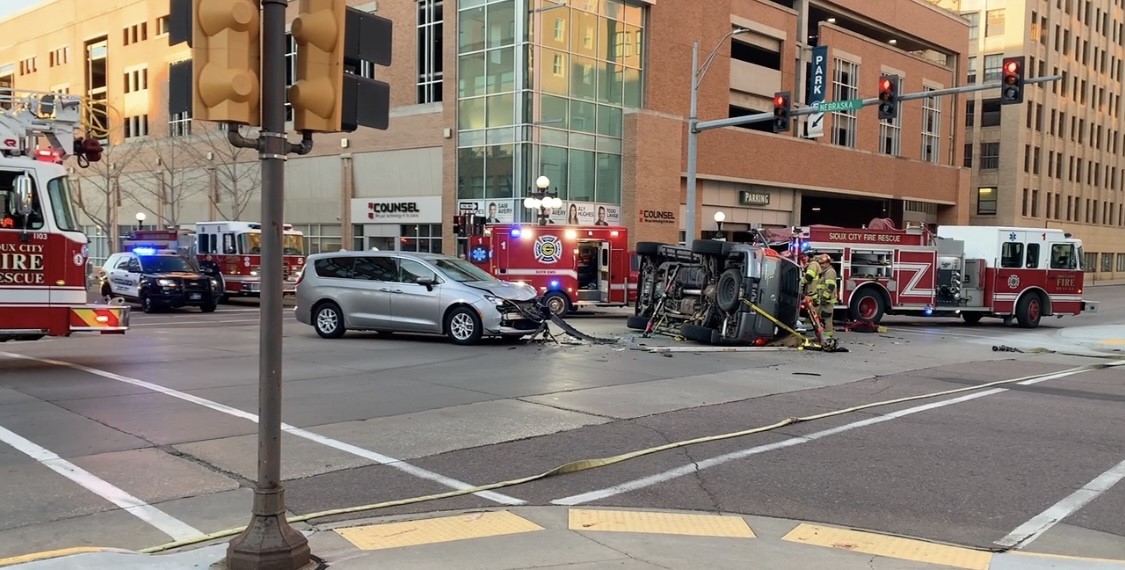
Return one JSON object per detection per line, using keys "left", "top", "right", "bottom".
{"left": 0, "top": 287, "right": 1123, "bottom": 560}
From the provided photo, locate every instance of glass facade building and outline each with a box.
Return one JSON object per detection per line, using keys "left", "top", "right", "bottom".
{"left": 456, "top": 0, "right": 645, "bottom": 224}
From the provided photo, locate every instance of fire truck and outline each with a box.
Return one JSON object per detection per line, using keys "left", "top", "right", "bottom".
{"left": 790, "top": 222, "right": 1098, "bottom": 328}
{"left": 0, "top": 87, "right": 129, "bottom": 341}
{"left": 467, "top": 224, "right": 636, "bottom": 315}
{"left": 193, "top": 221, "right": 306, "bottom": 299}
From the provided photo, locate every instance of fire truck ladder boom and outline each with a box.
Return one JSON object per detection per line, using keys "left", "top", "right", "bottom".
{"left": 0, "top": 87, "right": 86, "bottom": 161}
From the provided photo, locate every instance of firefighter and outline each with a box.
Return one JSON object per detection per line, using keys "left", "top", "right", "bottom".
{"left": 802, "top": 252, "right": 820, "bottom": 296}
{"left": 811, "top": 253, "right": 838, "bottom": 337}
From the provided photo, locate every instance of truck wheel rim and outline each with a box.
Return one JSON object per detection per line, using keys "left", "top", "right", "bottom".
{"left": 1028, "top": 298, "right": 1040, "bottom": 320}
{"left": 317, "top": 309, "right": 337, "bottom": 333}
{"left": 547, "top": 297, "right": 565, "bottom": 315}
{"left": 859, "top": 296, "right": 878, "bottom": 319}
{"left": 451, "top": 313, "right": 474, "bottom": 339}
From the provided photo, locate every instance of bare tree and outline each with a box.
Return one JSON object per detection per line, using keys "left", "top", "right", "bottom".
{"left": 72, "top": 142, "right": 141, "bottom": 252}
{"left": 124, "top": 130, "right": 206, "bottom": 229}
{"left": 187, "top": 124, "right": 261, "bottom": 220}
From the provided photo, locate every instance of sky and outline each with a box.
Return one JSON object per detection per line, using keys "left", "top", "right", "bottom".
{"left": 0, "top": 0, "right": 46, "bottom": 19}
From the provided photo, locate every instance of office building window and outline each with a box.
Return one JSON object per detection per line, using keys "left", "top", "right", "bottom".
{"left": 985, "top": 9, "right": 1005, "bottom": 36}
{"left": 983, "top": 54, "right": 1003, "bottom": 82}
{"left": 977, "top": 187, "right": 997, "bottom": 215}
{"left": 832, "top": 58, "right": 858, "bottom": 148}
{"left": 921, "top": 87, "right": 941, "bottom": 164}
{"left": 880, "top": 116, "right": 900, "bottom": 156}
{"left": 963, "top": 12, "right": 979, "bottom": 39}
{"left": 417, "top": 0, "right": 444, "bottom": 103}
{"left": 401, "top": 224, "right": 443, "bottom": 254}
{"left": 979, "top": 142, "right": 999, "bottom": 169}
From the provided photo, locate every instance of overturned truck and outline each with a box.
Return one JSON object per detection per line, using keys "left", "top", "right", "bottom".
{"left": 627, "top": 239, "right": 804, "bottom": 346}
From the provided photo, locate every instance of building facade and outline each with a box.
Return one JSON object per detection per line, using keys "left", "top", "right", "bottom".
{"left": 939, "top": 0, "right": 1125, "bottom": 282}
{"left": 1, "top": 0, "right": 976, "bottom": 268}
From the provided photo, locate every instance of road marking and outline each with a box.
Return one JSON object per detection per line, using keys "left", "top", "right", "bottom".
{"left": 0, "top": 352, "right": 525, "bottom": 506}
{"left": 130, "top": 319, "right": 261, "bottom": 327}
{"left": 0, "top": 547, "right": 122, "bottom": 566}
{"left": 994, "top": 456, "right": 1125, "bottom": 549}
{"left": 0, "top": 424, "right": 202, "bottom": 542}
{"left": 336, "top": 511, "right": 542, "bottom": 550}
{"left": 782, "top": 524, "right": 991, "bottom": 569}
{"left": 569, "top": 509, "right": 755, "bottom": 538}
{"left": 552, "top": 366, "right": 1104, "bottom": 506}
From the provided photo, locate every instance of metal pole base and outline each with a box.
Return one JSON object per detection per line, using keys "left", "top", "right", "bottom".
{"left": 227, "top": 488, "right": 310, "bottom": 570}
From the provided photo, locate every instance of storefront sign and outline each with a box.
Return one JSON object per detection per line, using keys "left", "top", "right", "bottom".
{"left": 639, "top": 209, "right": 676, "bottom": 224}
{"left": 739, "top": 191, "right": 770, "bottom": 206}
{"left": 457, "top": 199, "right": 515, "bottom": 223}
{"left": 554, "top": 201, "right": 620, "bottom": 226}
{"left": 351, "top": 196, "right": 441, "bottom": 224}
{"left": 0, "top": 242, "right": 46, "bottom": 284}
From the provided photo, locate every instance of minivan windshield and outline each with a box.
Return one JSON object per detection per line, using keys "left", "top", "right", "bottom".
{"left": 139, "top": 255, "right": 198, "bottom": 273}
{"left": 432, "top": 258, "right": 498, "bottom": 282}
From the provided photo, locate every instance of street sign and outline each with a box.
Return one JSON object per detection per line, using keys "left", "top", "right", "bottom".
{"left": 805, "top": 45, "right": 828, "bottom": 139}
{"left": 816, "top": 98, "right": 864, "bottom": 113}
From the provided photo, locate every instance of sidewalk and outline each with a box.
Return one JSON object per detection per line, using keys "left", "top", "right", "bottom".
{"left": 5, "top": 507, "right": 1125, "bottom": 570}
{"left": 1088, "top": 278, "right": 1125, "bottom": 287}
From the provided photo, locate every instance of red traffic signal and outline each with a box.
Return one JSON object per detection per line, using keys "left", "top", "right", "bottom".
{"left": 772, "top": 91, "right": 791, "bottom": 133}
{"left": 877, "top": 74, "right": 899, "bottom": 121}
{"left": 774, "top": 94, "right": 786, "bottom": 107}
{"left": 879, "top": 77, "right": 892, "bottom": 93}
{"left": 1000, "top": 56, "right": 1024, "bottom": 105}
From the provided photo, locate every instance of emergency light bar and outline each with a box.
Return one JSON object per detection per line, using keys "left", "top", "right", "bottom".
{"left": 132, "top": 247, "right": 158, "bottom": 255}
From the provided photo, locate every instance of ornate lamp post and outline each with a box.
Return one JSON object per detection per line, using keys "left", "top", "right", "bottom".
{"left": 713, "top": 210, "right": 726, "bottom": 240}
{"left": 523, "top": 175, "right": 562, "bottom": 225}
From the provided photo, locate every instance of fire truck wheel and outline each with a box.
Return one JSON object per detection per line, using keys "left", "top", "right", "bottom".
{"left": 961, "top": 312, "right": 984, "bottom": 325}
{"left": 313, "top": 302, "right": 347, "bottom": 339}
{"left": 446, "top": 306, "right": 483, "bottom": 345}
{"left": 1015, "top": 293, "right": 1043, "bottom": 329}
{"left": 848, "top": 289, "right": 885, "bottom": 323}
{"left": 715, "top": 268, "right": 743, "bottom": 313}
{"left": 543, "top": 292, "right": 571, "bottom": 317}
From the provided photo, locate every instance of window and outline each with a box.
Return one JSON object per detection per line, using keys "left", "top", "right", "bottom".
{"left": 400, "top": 223, "right": 442, "bottom": 254}
{"left": 354, "top": 256, "right": 397, "bottom": 281}
{"left": 965, "top": 100, "right": 975, "bottom": 127}
{"left": 123, "top": 68, "right": 148, "bottom": 93}
{"left": 417, "top": 0, "right": 444, "bottom": 103}
{"left": 1050, "top": 244, "right": 1077, "bottom": 269}
{"left": 832, "top": 59, "right": 858, "bottom": 148}
{"left": 313, "top": 257, "right": 355, "bottom": 279}
{"left": 1000, "top": 242, "right": 1024, "bottom": 268}
{"left": 879, "top": 112, "right": 900, "bottom": 155}
{"left": 1084, "top": 252, "right": 1097, "bottom": 273}
{"left": 19, "top": 56, "right": 37, "bottom": 76}
{"left": 1116, "top": 253, "right": 1125, "bottom": 272}
{"left": 977, "top": 187, "right": 997, "bottom": 215}
{"left": 1101, "top": 253, "right": 1113, "bottom": 272}
{"left": 399, "top": 258, "right": 438, "bottom": 283}
{"left": 0, "top": 172, "right": 44, "bottom": 231}
{"left": 921, "top": 87, "right": 941, "bottom": 163}
{"left": 963, "top": 143, "right": 973, "bottom": 167}
{"left": 156, "top": 15, "right": 169, "bottom": 36}
{"left": 49, "top": 47, "right": 69, "bottom": 67}
{"left": 983, "top": 54, "right": 1004, "bottom": 82}
{"left": 284, "top": 34, "right": 297, "bottom": 122}
{"left": 979, "top": 142, "right": 999, "bottom": 169}
{"left": 124, "top": 115, "right": 149, "bottom": 138}
{"left": 169, "top": 111, "right": 191, "bottom": 137}
{"left": 985, "top": 9, "right": 1003, "bottom": 36}
{"left": 1025, "top": 243, "right": 1040, "bottom": 269}
{"left": 46, "top": 177, "right": 78, "bottom": 232}
{"left": 966, "top": 56, "right": 977, "bottom": 83}
{"left": 963, "top": 12, "right": 979, "bottom": 39}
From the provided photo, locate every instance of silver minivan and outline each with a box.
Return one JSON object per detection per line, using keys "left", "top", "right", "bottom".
{"left": 294, "top": 250, "right": 542, "bottom": 344}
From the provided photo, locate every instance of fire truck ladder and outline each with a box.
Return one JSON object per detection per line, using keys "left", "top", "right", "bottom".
{"left": 0, "top": 87, "right": 102, "bottom": 167}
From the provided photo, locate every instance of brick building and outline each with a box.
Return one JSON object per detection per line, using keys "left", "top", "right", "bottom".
{"left": 936, "top": 0, "right": 1124, "bottom": 281}
{"left": 0, "top": 0, "right": 975, "bottom": 266}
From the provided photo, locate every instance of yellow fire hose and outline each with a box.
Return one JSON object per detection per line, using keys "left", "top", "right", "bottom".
{"left": 110, "top": 358, "right": 1124, "bottom": 557}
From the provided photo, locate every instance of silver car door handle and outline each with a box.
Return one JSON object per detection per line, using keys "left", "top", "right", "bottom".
{"left": 391, "top": 289, "right": 404, "bottom": 294}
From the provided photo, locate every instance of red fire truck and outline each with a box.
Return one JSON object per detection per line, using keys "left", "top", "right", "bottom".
{"left": 467, "top": 224, "right": 636, "bottom": 315}
{"left": 0, "top": 88, "right": 130, "bottom": 341}
{"left": 790, "top": 222, "right": 1098, "bottom": 328}
{"left": 193, "top": 221, "right": 306, "bottom": 300}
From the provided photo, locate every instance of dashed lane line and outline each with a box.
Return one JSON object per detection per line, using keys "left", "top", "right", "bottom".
{"left": 0, "top": 352, "right": 525, "bottom": 506}
{"left": 0, "top": 424, "right": 203, "bottom": 542}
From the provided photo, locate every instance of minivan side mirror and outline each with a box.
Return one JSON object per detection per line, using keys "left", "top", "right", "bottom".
{"left": 14, "top": 175, "right": 34, "bottom": 217}
{"left": 416, "top": 277, "right": 435, "bottom": 291}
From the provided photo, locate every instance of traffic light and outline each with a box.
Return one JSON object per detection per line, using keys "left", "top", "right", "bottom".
{"left": 168, "top": 0, "right": 262, "bottom": 125}
{"left": 289, "top": 0, "right": 392, "bottom": 133}
{"left": 772, "top": 91, "right": 791, "bottom": 133}
{"left": 878, "top": 74, "right": 899, "bottom": 121}
{"left": 1000, "top": 56, "right": 1025, "bottom": 105}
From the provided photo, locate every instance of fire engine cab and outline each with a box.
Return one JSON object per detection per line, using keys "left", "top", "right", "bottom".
{"left": 193, "top": 221, "right": 306, "bottom": 299}
{"left": 467, "top": 224, "right": 636, "bottom": 315}
{"left": 791, "top": 221, "right": 1097, "bottom": 328}
{"left": 0, "top": 87, "right": 129, "bottom": 341}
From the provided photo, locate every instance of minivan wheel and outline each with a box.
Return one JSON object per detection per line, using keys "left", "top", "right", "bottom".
{"left": 446, "top": 306, "right": 483, "bottom": 345}
{"left": 314, "top": 302, "right": 346, "bottom": 339}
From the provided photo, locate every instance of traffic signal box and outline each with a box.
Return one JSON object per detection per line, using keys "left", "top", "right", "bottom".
{"left": 1000, "top": 56, "right": 1025, "bottom": 105}
{"left": 772, "top": 91, "right": 791, "bottom": 133}
{"left": 877, "top": 74, "right": 899, "bottom": 121}
{"left": 290, "top": 0, "right": 392, "bottom": 133}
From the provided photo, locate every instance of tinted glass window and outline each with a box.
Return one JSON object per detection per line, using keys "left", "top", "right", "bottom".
{"left": 1025, "top": 243, "right": 1040, "bottom": 269}
{"left": 399, "top": 259, "right": 437, "bottom": 283}
{"left": 138, "top": 255, "right": 197, "bottom": 273}
{"left": 1000, "top": 242, "right": 1024, "bottom": 268}
{"left": 354, "top": 256, "right": 397, "bottom": 281}
{"left": 114, "top": 257, "right": 131, "bottom": 270}
{"left": 314, "top": 257, "right": 356, "bottom": 279}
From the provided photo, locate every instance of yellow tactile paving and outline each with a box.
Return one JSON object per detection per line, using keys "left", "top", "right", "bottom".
{"left": 568, "top": 509, "right": 756, "bottom": 538}
{"left": 782, "top": 524, "right": 992, "bottom": 570}
{"left": 335, "top": 510, "right": 544, "bottom": 551}
{"left": 0, "top": 547, "right": 109, "bottom": 567}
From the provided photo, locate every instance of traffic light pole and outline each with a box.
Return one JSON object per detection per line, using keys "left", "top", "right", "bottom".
{"left": 225, "top": 0, "right": 314, "bottom": 568}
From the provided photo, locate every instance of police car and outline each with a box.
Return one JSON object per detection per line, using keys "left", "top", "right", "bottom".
{"left": 101, "top": 248, "right": 222, "bottom": 313}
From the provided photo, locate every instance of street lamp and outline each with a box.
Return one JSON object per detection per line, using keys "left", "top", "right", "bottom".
{"left": 135, "top": 211, "right": 146, "bottom": 230}
{"left": 713, "top": 211, "right": 726, "bottom": 240}
{"left": 686, "top": 27, "right": 750, "bottom": 242}
{"left": 524, "top": 175, "right": 562, "bottom": 225}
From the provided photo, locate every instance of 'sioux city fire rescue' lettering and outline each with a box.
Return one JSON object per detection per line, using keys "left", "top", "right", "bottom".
{"left": 827, "top": 231, "right": 902, "bottom": 243}
{"left": 0, "top": 243, "right": 46, "bottom": 284}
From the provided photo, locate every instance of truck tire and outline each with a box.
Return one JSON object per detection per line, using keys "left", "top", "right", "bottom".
{"left": 626, "top": 315, "right": 650, "bottom": 330}
{"left": 691, "top": 239, "right": 731, "bottom": 257}
{"left": 715, "top": 268, "right": 743, "bottom": 313}
{"left": 961, "top": 312, "right": 984, "bottom": 325}
{"left": 1015, "top": 292, "right": 1043, "bottom": 328}
{"left": 543, "top": 291, "right": 571, "bottom": 316}
{"left": 848, "top": 288, "right": 885, "bottom": 323}
{"left": 681, "top": 323, "right": 715, "bottom": 343}
{"left": 635, "top": 242, "right": 663, "bottom": 256}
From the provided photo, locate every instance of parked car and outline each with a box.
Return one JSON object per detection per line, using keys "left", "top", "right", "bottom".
{"left": 294, "top": 250, "right": 542, "bottom": 345}
{"left": 101, "top": 249, "right": 222, "bottom": 313}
